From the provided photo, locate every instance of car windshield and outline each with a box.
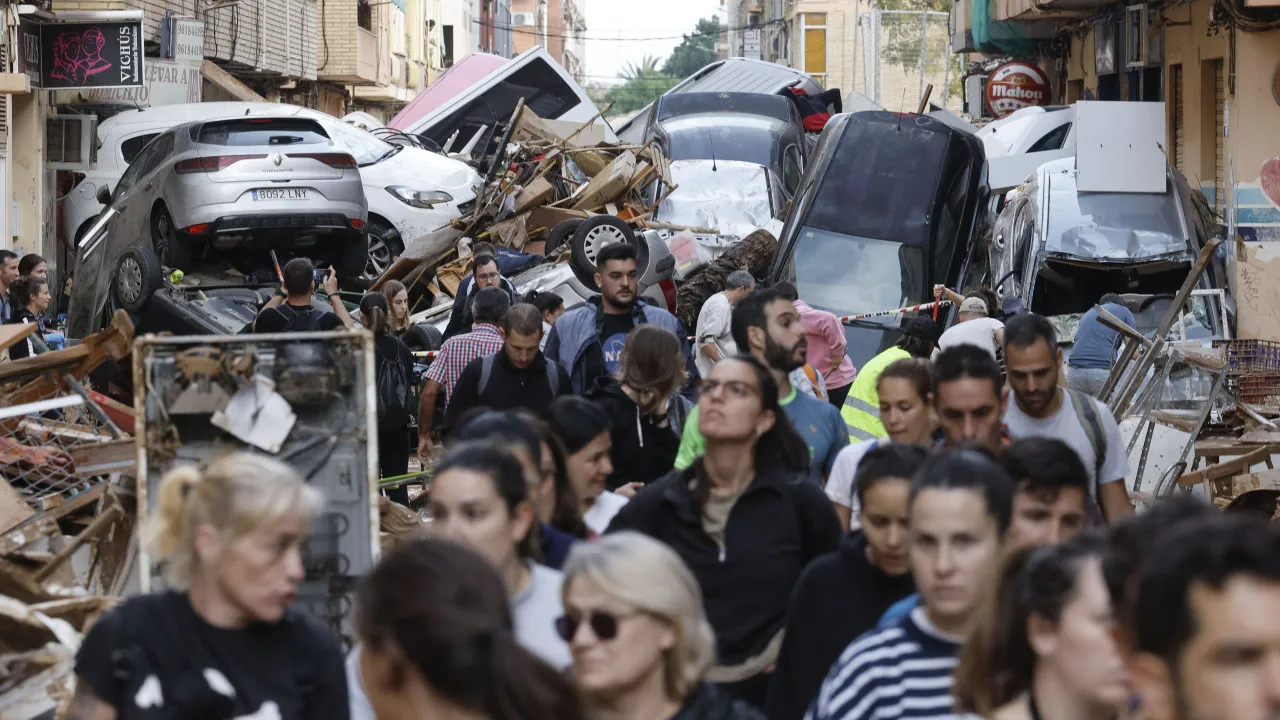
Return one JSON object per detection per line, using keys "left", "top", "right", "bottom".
{"left": 1046, "top": 175, "right": 1188, "bottom": 259}
{"left": 316, "top": 117, "right": 397, "bottom": 165}
{"left": 778, "top": 227, "right": 926, "bottom": 328}
{"left": 663, "top": 117, "right": 776, "bottom": 166}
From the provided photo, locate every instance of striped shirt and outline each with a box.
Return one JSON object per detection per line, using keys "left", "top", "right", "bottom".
{"left": 806, "top": 608, "right": 978, "bottom": 720}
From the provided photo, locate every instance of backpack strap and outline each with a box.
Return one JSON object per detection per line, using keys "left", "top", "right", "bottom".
{"left": 1065, "top": 388, "right": 1108, "bottom": 510}
{"left": 545, "top": 359, "right": 560, "bottom": 395}
{"left": 478, "top": 355, "right": 495, "bottom": 397}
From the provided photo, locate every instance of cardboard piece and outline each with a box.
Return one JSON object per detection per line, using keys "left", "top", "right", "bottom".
{"left": 0, "top": 478, "right": 35, "bottom": 534}
{"left": 490, "top": 214, "right": 529, "bottom": 250}
{"left": 1236, "top": 242, "right": 1280, "bottom": 341}
{"left": 572, "top": 152, "right": 637, "bottom": 211}
{"left": 514, "top": 177, "right": 556, "bottom": 214}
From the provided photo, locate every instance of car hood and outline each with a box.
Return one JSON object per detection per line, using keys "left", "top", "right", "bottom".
{"left": 372, "top": 145, "right": 482, "bottom": 193}
{"left": 655, "top": 160, "right": 775, "bottom": 241}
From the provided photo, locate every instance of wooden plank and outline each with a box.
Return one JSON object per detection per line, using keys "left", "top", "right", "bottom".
{"left": 32, "top": 505, "right": 122, "bottom": 583}
{"left": 0, "top": 479, "right": 35, "bottom": 535}
{"left": 0, "top": 345, "right": 91, "bottom": 383}
{"left": 0, "top": 484, "right": 106, "bottom": 555}
{"left": 1195, "top": 437, "right": 1280, "bottom": 458}
{"left": 1179, "top": 444, "right": 1275, "bottom": 488}
{"left": 69, "top": 439, "right": 137, "bottom": 478}
{"left": 0, "top": 323, "right": 36, "bottom": 354}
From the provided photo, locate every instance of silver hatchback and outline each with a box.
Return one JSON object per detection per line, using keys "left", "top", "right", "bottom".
{"left": 91, "top": 115, "right": 369, "bottom": 277}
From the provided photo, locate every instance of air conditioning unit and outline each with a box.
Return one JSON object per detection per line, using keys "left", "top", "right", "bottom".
{"left": 1125, "top": 5, "right": 1147, "bottom": 68}
{"left": 512, "top": 12, "right": 534, "bottom": 26}
{"left": 47, "top": 115, "right": 98, "bottom": 171}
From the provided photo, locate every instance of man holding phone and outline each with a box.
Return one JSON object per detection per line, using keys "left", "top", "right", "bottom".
{"left": 253, "top": 257, "right": 355, "bottom": 333}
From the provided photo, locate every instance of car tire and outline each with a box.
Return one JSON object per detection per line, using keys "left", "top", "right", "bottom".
{"left": 402, "top": 324, "right": 443, "bottom": 353}
{"left": 151, "top": 205, "right": 196, "bottom": 270}
{"left": 366, "top": 219, "right": 404, "bottom": 279}
{"left": 334, "top": 231, "right": 372, "bottom": 280}
{"left": 571, "top": 216, "right": 638, "bottom": 276}
{"left": 112, "top": 247, "right": 163, "bottom": 313}
{"left": 544, "top": 219, "right": 585, "bottom": 256}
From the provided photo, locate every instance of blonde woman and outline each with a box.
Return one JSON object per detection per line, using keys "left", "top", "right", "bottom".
{"left": 70, "top": 453, "right": 347, "bottom": 719}
{"left": 562, "top": 532, "right": 765, "bottom": 720}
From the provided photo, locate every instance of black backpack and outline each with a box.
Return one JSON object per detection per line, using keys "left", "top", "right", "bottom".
{"left": 376, "top": 341, "right": 413, "bottom": 429}
{"left": 275, "top": 303, "right": 323, "bottom": 332}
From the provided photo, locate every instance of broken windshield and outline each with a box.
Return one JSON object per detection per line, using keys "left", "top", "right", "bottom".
{"left": 1046, "top": 174, "right": 1189, "bottom": 260}
{"left": 777, "top": 227, "right": 926, "bottom": 328}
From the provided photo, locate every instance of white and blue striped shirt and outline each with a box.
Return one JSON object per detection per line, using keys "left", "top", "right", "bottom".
{"left": 805, "top": 607, "right": 978, "bottom": 720}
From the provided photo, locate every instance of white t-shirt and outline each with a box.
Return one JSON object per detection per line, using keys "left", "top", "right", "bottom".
{"left": 825, "top": 438, "right": 885, "bottom": 528}
{"left": 932, "top": 316, "right": 1004, "bottom": 361}
{"left": 1003, "top": 389, "right": 1129, "bottom": 520}
{"left": 695, "top": 292, "right": 735, "bottom": 378}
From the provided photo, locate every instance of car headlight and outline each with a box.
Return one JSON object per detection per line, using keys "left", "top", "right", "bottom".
{"left": 387, "top": 186, "right": 454, "bottom": 209}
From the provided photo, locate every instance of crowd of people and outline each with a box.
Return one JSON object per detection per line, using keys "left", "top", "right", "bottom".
{"left": 63, "top": 246, "right": 1280, "bottom": 720}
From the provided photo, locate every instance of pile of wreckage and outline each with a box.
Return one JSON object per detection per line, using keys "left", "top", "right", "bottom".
{"left": 369, "top": 100, "right": 780, "bottom": 331}
{"left": 0, "top": 312, "right": 136, "bottom": 718}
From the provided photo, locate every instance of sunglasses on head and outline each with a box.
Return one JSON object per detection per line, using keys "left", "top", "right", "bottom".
{"left": 555, "top": 610, "right": 636, "bottom": 642}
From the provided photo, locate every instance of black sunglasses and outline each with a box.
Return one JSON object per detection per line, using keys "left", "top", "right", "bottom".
{"left": 555, "top": 611, "right": 635, "bottom": 642}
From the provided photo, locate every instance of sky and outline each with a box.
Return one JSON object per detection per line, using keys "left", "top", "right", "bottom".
{"left": 581, "top": 0, "right": 723, "bottom": 85}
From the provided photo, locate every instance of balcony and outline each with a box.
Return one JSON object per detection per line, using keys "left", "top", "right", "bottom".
{"left": 992, "top": 0, "right": 1101, "bottom": 22}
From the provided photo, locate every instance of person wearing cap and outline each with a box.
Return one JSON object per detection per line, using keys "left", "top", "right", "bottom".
{"left": 839, "top": 317, "right": 941, "bottom": 443}
{"left": 931, "top": 289, "right": 1005, "bottom": 363}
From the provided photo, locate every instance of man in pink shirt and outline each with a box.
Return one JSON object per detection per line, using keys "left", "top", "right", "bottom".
{"left": 776, "top": 282, "right": 856, "bottom": 407}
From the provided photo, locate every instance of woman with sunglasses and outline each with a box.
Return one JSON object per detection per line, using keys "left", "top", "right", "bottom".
{"left": 954, "top": 534, "right": 1129, "bottom": 720}
{"left": 608, "top": 355, "right": 841, "bottom": 709}
{"left": 561, "top": 532, "right": 765, "bottom": 720}
{"left": 356, "top": 537, "right": 584, "bottom": 720}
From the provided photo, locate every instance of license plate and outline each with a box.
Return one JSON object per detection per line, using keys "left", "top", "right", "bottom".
{"left": 252, "top": 188, "right": 308, "bottom": 201}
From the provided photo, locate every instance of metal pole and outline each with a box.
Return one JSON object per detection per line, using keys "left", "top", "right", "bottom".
{"left": 851, "top": 1, "right": 859, "bottom": 96}
{"left": 941, "top": 17, "right": 952, "bottom": 109}
{"left": 917, "top": 11, "right": 928, "bottom": 108}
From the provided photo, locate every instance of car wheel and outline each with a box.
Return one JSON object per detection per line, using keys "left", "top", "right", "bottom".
{"left": 151, "top": 206, "right": 196, "bottom": 270}
{"left": 544, "top": 219, "right": 585, "bottom": 256}
{"left": 112, "top": 247, "right": 163, "bottom": 313}
{"left": 334, "top": 231, "right": 372, "bottom": 280}
{"left": 402, "top": 324, "right": 443, "bottom": 353}
{"left": 365, "top": 219, "right": 404, "bottom": 279}
{"left": 571, "top": 216, "right": 638, "bottom": 276}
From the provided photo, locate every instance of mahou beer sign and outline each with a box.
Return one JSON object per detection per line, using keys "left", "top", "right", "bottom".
{"left": 984, "top": 62, "right": 1050, "bottom": 118}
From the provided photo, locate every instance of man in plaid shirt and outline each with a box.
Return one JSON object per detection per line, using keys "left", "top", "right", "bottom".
{"left": 417, "top": 287, "right": 510, "bottom": 460}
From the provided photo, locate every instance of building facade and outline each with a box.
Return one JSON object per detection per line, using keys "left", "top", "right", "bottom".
{"left": 511, "top": 0, "right": 585, "bottom": 78}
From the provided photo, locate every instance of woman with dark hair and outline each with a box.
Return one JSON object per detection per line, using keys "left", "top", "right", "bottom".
{"left": 6, "top": 275, "right": 50, "bottom": 360}
{"left": 18, "top": 253, "right": 46, "bottom": 279}
{"left": 826, "top": 357, "right": 935, "bottom": 530}
{"left": 546, "top": 395, "right": 628, "bottom": 535}
{"left": 379, "top": 279, "right": 411, "bottom": 336}
{"left": 588, "top": 326, "right": 691, "bottom": 492}
{"left": 525, "top": 289, "right": 565, "bottom": 349}
{"left": 607, "top": 355, "right": 842, "bottom": 710}
{"left": 954, "top": 534, "right": 1129, "bottom": 720}
{"left": 361, "top": 292, "right": 415, "bottom": 505}
{"left": 454, "top": 409, "right": 582, "bottom": 569}
{"left": 356, "top": 537, "right": 584, "bottom": 720}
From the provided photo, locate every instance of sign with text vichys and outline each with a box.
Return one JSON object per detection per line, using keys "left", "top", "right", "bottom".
{"left": 18, "top": 18, "right": 145, "bottom": 90}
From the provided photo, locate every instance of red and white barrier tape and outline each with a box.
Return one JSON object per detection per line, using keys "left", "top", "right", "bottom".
{"left": 411, "top": 351, "right": 438, "bottom": 358}
{"left": 839, "top": 300, "right": 951, "bottom": 324}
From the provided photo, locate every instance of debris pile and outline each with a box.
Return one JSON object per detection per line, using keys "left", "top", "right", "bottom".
{"left": 0, "top": 311, "right": 138, "bottom": 718}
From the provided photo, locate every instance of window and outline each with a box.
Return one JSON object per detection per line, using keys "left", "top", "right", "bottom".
{"left": 120, "top": 133, "right": 160, "bottom": 165}
{"left": 442, "top": 25, "right": 455, "bottom": 67}
{"left": 778, "top": 228, "right": 926, "bottom": 328}
{"left": 802, "top": 13, "right": 827, "bottom": 86}
{"left": 196, "top": 119, "right": 329, "bottom": 147}
{"left": 358, "top": 0, "right": 373, "bottom": 31}
{"left": 782, "top": 144, "right": 803, "bottom": 196}
{"left": 1027, "top": 123, "right": 1072, "bottom": 152}
{"left": 115, "top": 132, "right": 174, "bottom": 200}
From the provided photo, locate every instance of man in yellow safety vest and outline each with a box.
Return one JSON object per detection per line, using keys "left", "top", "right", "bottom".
{"left": 841, "top": 316, "right": 941, "bottom": 442}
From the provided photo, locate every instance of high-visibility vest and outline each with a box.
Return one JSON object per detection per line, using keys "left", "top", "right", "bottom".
{"left": 840, "top": 346, "right": 910, "bottom": 442}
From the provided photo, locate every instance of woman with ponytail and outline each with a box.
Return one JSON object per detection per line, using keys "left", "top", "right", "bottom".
{"left": 525, "top": 289, "right": 565, "bottom": 349}
{"left": 6, "top": 274, "right": 51, "bottom": 360}
{"left": 355, "top": 537, "right": 584, "bottom": 720}
{"left": 361, "top": 292, "right": 415, "bottom": 506}
{"left": 607, "top": 355, "right": 841, "bottom": 710}
{"left": 70, "top": 453, "right": 346, "bottom": 719}
{"left": 954, "top": 534, "right": 1129, "bottom": 720}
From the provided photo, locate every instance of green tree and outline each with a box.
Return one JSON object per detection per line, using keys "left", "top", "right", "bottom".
{"left": 604, "top": 56, "right": 680, "bottom": 115}
{"left": 662, "top": 17, "right": 721, "bottom": 80}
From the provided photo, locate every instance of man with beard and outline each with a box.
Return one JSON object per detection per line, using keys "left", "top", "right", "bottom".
{"left": 1128, "top": 514, "right": 1280, "bottom": 720}
{"left": 1002, "top": 313, "right": 1133, "bottom": 525}
{"left": 674, "top": 288, "right": 848, "bottom": 485}
{"left": 545, "top": 242, "right": 690, "bottom": 395}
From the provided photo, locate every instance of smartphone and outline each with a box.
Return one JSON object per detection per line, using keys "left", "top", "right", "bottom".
{"left": 314, "top": 268, "right": 329, "bottom": 285}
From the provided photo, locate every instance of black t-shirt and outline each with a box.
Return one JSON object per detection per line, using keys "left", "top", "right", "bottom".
{"left": 253, "top": 303, "right": 343, "bottom": 333}
{"left": 75, "top": 592, "right": 349, "bottom": 720}
{"left": 599, "top": 311, "right": 636, "bottom": 377}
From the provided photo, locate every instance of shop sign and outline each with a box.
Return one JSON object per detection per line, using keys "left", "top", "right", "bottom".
{"left": 160, "top": 18, "right": 205, "bottom": 65}
{"left": 71, "top": 60, "right": 202, "bottom": 107}
{"left": 983, "top": 62, "right": 1050, "bottom": 118}
{"left": 744, "top": 29, "right": 762, "bottom": 62}
{"left": 18, "top": 18, "right": 145, "bottom": 90}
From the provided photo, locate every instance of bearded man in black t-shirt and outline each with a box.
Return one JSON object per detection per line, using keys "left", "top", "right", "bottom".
{"left": 253, "top": 258, "right": 355, "bottom": 333}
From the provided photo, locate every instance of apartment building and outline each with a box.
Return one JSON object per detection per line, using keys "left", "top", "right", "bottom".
{"left": 511, "top": 0, "right": 586, "bottom": 79}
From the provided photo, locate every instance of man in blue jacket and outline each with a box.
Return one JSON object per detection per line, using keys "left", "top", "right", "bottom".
{"left": 544, "top": 242, "right": 691, "bottom": 394}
